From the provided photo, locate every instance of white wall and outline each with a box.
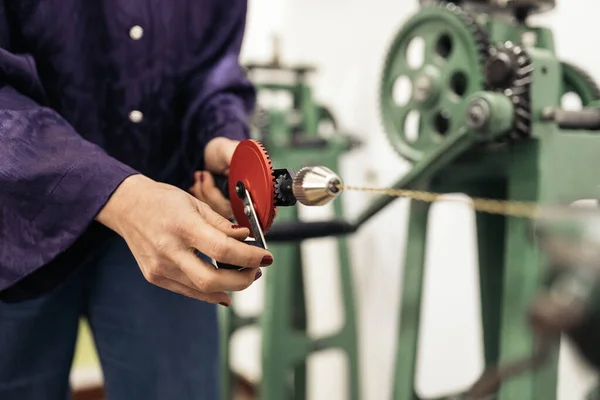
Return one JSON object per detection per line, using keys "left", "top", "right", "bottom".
{"left": 234, "top": 1, "right": 600, "bottom": 399}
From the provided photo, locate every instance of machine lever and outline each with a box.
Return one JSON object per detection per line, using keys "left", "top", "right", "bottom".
{"left": 216, "top": 182, "right": 268, "bottom": 270}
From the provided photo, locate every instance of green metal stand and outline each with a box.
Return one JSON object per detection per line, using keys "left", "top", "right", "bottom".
{"left": 373, "top": 2, "right": 600, "bottom": 398}
{"left": 375, "top": 51, "right": 600, "bottom": 399}
{"left": 220, "top": 61, "right": 361, "bottom": 400}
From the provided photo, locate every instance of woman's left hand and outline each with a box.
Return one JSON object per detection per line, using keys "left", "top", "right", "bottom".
{"left": 189, "top": 137, "right": 239, "bottom": 219}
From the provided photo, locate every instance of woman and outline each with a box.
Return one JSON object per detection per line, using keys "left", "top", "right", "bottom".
{"left": 0, "top": 1, "right": 271, "bottom": 398}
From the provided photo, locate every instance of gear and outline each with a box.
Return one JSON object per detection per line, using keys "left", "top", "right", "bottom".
{"left": 484, "top": 42, "right": 533, "bottom": 139}
{"left": 459, "top": 0, "right": 556, "bottom": 16}
{"left": 483, "top": 51, "right": 600, "bottom": 142}
{"left": 228, "top": 140, "right": 278, "bottom": 234}
{"left": 274, "top": 175, "right": 289, "bottom": 203}
{"left": 561, "top": 62, "right": 600, "bottom": 105}
{"left": 379, "top": 1, "right": 491, "bottom": 162}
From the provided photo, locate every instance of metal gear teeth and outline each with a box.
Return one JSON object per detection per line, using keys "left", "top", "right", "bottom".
{"left": 562, "top": 61, "right": 600, "bottom": 100}
{"left": 485, "top": 42, "right": 533, "bottom": 140}
{"left": 377, "top": 0, "right": 491, "bottom": 160}
{"left": 274, "top": 175, "right": 288, "bottom": 203}
{"left": 439, "top": 1, "right": 492, "bottom": 85}
{"left": 254, "top": 140, "right": 278, "bottom": 231}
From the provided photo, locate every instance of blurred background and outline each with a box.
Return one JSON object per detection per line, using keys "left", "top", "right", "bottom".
{"left": 69, "top": 0, "right": 600, "bottom": 399}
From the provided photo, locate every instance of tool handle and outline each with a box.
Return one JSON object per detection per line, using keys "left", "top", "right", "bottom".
{"left": 211, "top": 174, "right": 230, "bottom": 199}
{"left": 216, "top": 239, "right": 264, "bottom": 270}
{"left": 265, "top": 220, "right": 355, "bottom": 242}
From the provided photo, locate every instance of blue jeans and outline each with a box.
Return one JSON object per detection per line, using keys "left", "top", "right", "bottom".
{"left": 0, "top": 236, "right": 220, "bottom": 400}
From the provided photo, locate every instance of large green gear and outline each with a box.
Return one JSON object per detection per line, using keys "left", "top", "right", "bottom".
{"left": 379, "top": 2, "right": 490, "bottom": 162}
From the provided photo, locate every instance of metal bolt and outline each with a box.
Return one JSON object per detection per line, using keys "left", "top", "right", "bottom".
{"left": 541, "top": 107, "right": 556, "bottom": 121}
{"left": 413, "top": 75, "right": 433, "bottom": 103}
{"left": 465, "top": 99, "right": 491, "bottom": 130}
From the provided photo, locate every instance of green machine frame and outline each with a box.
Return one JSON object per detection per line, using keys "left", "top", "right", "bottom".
{"left": 222, "top": 2, "right": 600, "bottom": 398}
{"left": 219, "top": 57, "right": 362, "bottom": 400}
{"left": 367, "top": 1, "right": 600, "bottom": 398}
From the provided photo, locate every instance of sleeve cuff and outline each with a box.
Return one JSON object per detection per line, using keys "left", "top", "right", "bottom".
{"left": 0, "top": 150, "right": 138, "bottom": 293}
{"left": 33, "top": 152, "right": 139, "bottom": 258}
{"left": 196, "top": 93, "right": 252, "bottom": 148}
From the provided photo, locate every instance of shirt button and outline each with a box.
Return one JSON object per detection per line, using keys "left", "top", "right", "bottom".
{"left": 129, "top": 110, "right": 143, "bottom": 123}
{"left": 129, "top": 25, "right": 144, "bottom": 40}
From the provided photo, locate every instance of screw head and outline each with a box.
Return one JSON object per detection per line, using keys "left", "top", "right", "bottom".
{"left": 413, "top": 75, "right": 433, "bottom": 103}
{"left": 465, "top": 99, "right": 491, "bottom": 130}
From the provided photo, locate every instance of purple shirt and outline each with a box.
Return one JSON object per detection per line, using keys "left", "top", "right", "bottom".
{"left": 0, "top": 0, "right": 255, "bottom": 299}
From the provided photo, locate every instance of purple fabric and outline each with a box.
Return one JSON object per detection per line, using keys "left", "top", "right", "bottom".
{"left": 0, "top": 0, "right": 255, "bottom": 295}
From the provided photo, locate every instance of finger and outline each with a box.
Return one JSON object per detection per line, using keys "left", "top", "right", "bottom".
{"left": 204, "top": 138, "right": 239, "bottom": 173}
{"left": 200, "top": 172, "right": 234, "bottom": 218}
{"left": 220, "top": 140, "right": 238, "bottom": 168}
{"left": 153, "top": 276, "right": 232, "bottom": 305}
{"left": 135, "top": 253, "right": 231, "bottom": 302}
{"left": 191, "top": 205, "right": 274, "bottom": 268}
{"left": 190, "top": 194, "right": 248, "bottom": 241}
{"left": 176, "top": 250, "right": 263, "bottom": 293}
{"left": 167, "top": 249, "right": 259, "bottom": 287}
{"left": 229, "top": 224, "right": 251, "bottom": 241}
{"left": 189, "top": 171, "right": 206, "bottom": 200}
{"left": 194, "top": 198, "right": 251, "bottom": 240}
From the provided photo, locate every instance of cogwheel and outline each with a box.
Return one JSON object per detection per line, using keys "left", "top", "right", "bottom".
{"left": 421, "top": 1, "right": 492, "bottom": 69}
{"left": 228, "top": 139, "right": 278, "bottom": 234}
{"left": 378, "top": 0, "right": 491, "bottom": 162}
{"left": 561, "top": 62, "right": 600, "bottom": 105}
{"left": 484, "top": 42, "right": 533, "bottom": 139}
{"left": 274, "top": 175, "right": 286, "bottom": 201}
{"left": 256, "top": 140, "right": 278, "bottom": 231}
{"left": 442, "top": 2, "right": 492, "bottom": 77}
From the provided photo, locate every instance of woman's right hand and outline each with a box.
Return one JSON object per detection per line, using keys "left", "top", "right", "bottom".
{"left": 95, "top": 174, "right": 274, "bottom": 306}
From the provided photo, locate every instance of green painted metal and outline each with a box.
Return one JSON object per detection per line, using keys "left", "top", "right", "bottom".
{"left": 222, "top": 3, "right": 600, "bottom": 399}
{"left": 374, "top": 3, "right": 600, "bottom": 400}
{"left": 220, "top": 64, "right": 360, "bottom": 400}
{"left": 380, "top": 3, "right": 487, "bottom": 162}
{"left": 466, "top": 91, "right": 515, "bottom": 133}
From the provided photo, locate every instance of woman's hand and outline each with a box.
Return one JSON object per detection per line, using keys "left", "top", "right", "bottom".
{"left": 96, "top": 174, "right": 273, "bottom": 306}
{"left": 190, "top": 137, "right": 239, "bottom": 219}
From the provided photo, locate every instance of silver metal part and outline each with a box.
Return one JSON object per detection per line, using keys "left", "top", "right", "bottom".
{"left": 466, "top": 98, "right": 491, "bottom": 129}
{"left": 292, "top": 166, "right": 344, "bottom": 206}
{"left": 241, "top": 188, "right": 268, "bottom": 250}
{"left": 413, "top": 74, "right": 434, "bottom": 103}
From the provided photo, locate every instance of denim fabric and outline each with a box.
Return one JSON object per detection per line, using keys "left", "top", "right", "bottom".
{"left": 0, "top": 235, "right": 220, "bottom": 400}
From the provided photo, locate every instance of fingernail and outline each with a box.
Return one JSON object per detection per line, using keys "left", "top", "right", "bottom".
{"left": 231, "top": 224, "right": 244, "bottom": 230}
{"left": 260, "top": 255, "right": 273, "bottom": 266}
{"left": 254, "top": 269, "right": 262, "bottom": 281}
{"left": 219, "top": 302, "right": 230, "bottom": 307}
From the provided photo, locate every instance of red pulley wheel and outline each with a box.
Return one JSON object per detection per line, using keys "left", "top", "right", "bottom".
{"left": 228, "top": 140, "right": 277, "bottom": 234}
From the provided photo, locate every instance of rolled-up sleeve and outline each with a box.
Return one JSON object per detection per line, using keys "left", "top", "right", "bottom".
{"left": 0, "top": 65, "right": 138, "bottom": 295}
{"left": 180, "top": 0, "right": 256, "bottom": 160}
